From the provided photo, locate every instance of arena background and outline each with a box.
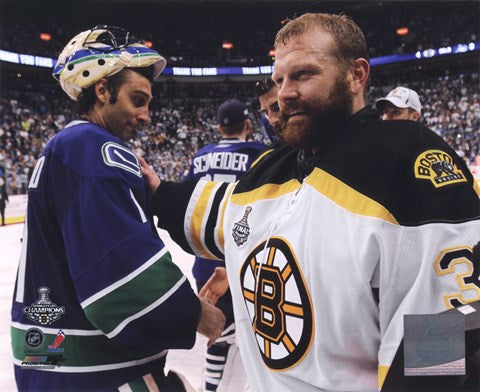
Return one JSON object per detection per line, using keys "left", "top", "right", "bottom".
{"left": 0, "top": 0, "right": 479, "bottom": 390}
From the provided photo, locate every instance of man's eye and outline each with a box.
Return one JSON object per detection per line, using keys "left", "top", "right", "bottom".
{"left": 134, "top": 98, "right": 146, "bottom": 107}
{"left": 294, "top": 70, "right": 311, "bottom": 79}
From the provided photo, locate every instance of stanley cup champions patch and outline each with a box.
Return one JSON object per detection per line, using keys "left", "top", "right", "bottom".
{"left": 414, "top": 150, "right": 467, "bottom": 188}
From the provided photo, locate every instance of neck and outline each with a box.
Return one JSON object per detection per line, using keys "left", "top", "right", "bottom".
{"left": 82, "top": 108, "right": 106, "bottom": 129}
{"left": 351, "top": 95, "right": 366, "bottom": 115}
{"left": 221, "top": 133, "right": 246, "bottom": 141}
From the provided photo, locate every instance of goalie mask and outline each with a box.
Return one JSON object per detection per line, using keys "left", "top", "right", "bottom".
{"left": 52, "top": 25, "right": 166, "bottom": 100}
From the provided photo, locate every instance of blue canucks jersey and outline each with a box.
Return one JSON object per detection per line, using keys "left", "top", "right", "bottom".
{"left": 11, "top": 120, "right": 201, "bottom": 391}
{"left": 184, "top": 138, "right": 267, "bottom": 284}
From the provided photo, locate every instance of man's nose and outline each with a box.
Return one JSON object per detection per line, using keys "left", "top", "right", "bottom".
{"left": 137, "top": 107, "right": 150, "bottom": 124}
{"left": 278, "top": 79, "right": 299, "bottom": 104}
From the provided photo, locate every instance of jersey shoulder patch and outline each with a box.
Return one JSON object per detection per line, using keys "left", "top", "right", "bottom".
{"left": 101, "top": 142, "right": 142, "bottom": 177}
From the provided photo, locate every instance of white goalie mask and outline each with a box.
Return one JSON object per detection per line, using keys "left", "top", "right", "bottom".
{"left": 52, "top": 25, "right": 166, "bottom": 100}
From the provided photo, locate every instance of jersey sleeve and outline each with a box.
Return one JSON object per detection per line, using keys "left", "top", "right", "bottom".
{"left": 370, "top": 125, "right": 480, "bottom": 389}
{"left": 183, "top": 161, "right": 195, "bottom": 181}
{"left": 377, "top": 216, "right": 480, "bottom": 387}
{"left": 51, "top": 151, "right": 201, "bottom": 350}
{"left": 153, "top": 179, "right": 235, "bottom": 260}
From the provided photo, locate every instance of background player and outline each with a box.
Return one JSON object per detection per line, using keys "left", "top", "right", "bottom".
{"left": 376, "top": 86, "right": 422, "bottom": 121}
{"left": 254, "top": 77, "right": 281, "bottom": 145}
{"left": 11, "top": 26, "right": 224, "bottom": 392}
{"left": 184, "top": 98, "right": 267, "bottom": 392}
{"left": 0, "top": 176, "right": 8, "bottom": 225}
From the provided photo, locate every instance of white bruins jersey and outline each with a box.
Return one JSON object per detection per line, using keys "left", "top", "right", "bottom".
{"left": 154, "top": 108, "right": 480, "bottom": 391}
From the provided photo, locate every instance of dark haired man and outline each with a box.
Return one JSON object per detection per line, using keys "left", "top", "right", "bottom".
{"left": 142, "top": 13, "right": 480, "bottom": 391}
{"left": 11, "top": 26, "right": 224, "bottom": 392}
{"left": 254, "top": 78, "right": 281, "bottom": 144}
{"left": 184, "top": 99, "right": 266, "bottom": 392}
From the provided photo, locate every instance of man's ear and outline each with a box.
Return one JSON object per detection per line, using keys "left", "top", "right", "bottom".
{"left": 94, "top": 78, "right": 109, "bottom": 103}
{"left": 348, "top": 58, "right": 370, "bottom": 95}
{"left": 411, "top": 111, "right": 421, "bottom": 121}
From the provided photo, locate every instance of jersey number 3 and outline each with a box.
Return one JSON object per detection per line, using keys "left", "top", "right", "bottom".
{"left": 434, "top": 245, "right": 480, "bottom": 309}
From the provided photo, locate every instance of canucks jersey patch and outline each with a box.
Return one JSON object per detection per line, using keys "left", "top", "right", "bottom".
{"left": 101, "top": 142, "right": 142, "bottom": 177}
{"left": 414, "top": 150, "right": 467, "bottom": 188}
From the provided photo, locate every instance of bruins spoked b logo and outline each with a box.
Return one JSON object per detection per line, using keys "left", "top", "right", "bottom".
{"left": 240, "top": 237, "right": 313, "bottom": 371}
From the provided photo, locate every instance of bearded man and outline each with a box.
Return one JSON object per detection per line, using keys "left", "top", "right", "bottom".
{"left": 142, "top": 13, "right": 480, "bottom": 392}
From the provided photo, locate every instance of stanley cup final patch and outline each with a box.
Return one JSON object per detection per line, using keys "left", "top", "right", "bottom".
{"left": 414, "top": 150, "right": 467, "bottom": 188}
{"left": 232, "top": 206, "right": 252, "bottom": 246}
{"left": 22, "top": 287, "right": 65, "bottom": 325}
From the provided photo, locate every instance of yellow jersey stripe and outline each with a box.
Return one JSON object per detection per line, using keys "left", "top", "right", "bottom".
{"left": 190, "top": 181, "right": 219, "bottom": 260}
{"left": 250, "top": 148, "right": 274, "bottom": 169}
{"left": 231, "top": 179, "right": 301, "bottom": 205}
{"left": 473, "top": 179, "right": 480, "bottom": 198}
{"left": 378, "top": 365, "right": 390, "bottom": 389}
{"left": 306, "top": 168, "right": 399, "bottom": 225}
{"left": 217, "top": 183, "right": 235, "bottom": 253}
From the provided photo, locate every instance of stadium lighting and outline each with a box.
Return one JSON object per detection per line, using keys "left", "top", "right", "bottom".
{"left": 222, "top": 42, "right": 234, "bottom": 50}
{"left": 396, "top": 27, "right": 409, "bottom": 36}
{"left": 144, "top": 41, "right": 153, "bottom": 48}
{"left": 39, "top": 33, "right": 52, "bottom": 41}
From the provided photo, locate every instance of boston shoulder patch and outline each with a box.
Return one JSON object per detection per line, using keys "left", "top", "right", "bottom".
{"left": 414, "top": 149, "right": 467, "bottom": 188}
{"left": 101, "top": 142, "right": 142, "bottom": 177}
{"left": 239, "top": 236, "right": 314, "bottom": 371}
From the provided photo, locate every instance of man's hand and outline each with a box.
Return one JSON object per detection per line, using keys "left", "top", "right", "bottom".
{"left": 138, "top": 156, "right": 161, "bottom": 194}
{"left": 198, "top": 267, "right": 229, "bottom": 306}
{"left": 197, "top": 296, "right": 226, "bottom": 346}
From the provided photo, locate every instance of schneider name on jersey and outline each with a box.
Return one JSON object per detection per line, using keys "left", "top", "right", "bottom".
{"left": 185, "top": 138, "right": 267, "bottom": 183}
{"left": 152, "top": 107, "right": 480, "bottom": 392}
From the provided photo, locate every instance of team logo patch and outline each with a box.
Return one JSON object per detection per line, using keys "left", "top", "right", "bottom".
{"left": 48, "top": 330, "right": 66, "bottom": 353}
{"left": 414, "top": 150, "right": 467, "bottom": 188}
{"left": 101, "top": 142, "right": 142, "bottom": 177}
{"left": 25, "top": 328, "right": 44, "bottom": 348}
{"left": 239, "top": 237, "right": 313, "bottom": 370}
{"left": 232, "top": 206, "right": 252, "bottom": 246}
{"left": 22, "top": 287, "right": 65, "bottom": 325}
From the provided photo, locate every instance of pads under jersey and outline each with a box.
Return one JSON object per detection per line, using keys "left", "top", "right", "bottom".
{"left": 153, "top": 108, "right": 480, "bottom": 392}
{"left": 11, "top": 120, "right": 200, "bottom": 391}
{"left": 184, "top": 137, "right": 267, "bottom": 284}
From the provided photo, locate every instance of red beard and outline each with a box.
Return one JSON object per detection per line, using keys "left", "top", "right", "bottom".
{"left": 279, "top": 74, "right": 353, "bottom": 149}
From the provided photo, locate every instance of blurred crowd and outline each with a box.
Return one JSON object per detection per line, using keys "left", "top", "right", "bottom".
{"left": 371, "top": 72, "right": 480, "bottom": 164}
{"left": 0, "top": 1, "right": 478, "bottom": 66}
{"left": 1, "top": 71, "right": 479, "bottom": 195}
